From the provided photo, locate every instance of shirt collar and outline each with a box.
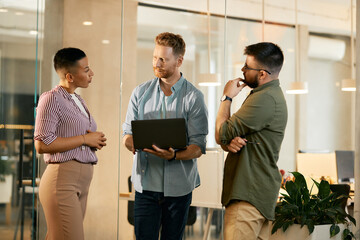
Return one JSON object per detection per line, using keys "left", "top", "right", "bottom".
{"left": 252, "top": 79, "right": 280, "bottom": 93}
{"left": 156, "top": 73, "right": 185, "bottom": 94}
{"left": 57, "top": 85, "right": 73, "bottom": 100}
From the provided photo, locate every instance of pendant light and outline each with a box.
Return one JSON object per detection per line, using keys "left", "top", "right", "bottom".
{"left": 198, "top": 0, "right": 221, "bottom": 86}
{"left": 262, "top": 0, "right": 265, "bottom": 42}
{"left": 286, "top": 0, "right": 308, "bottom": 94}
{"left": 341, "top": 0, "right": 356, "bottom": 92}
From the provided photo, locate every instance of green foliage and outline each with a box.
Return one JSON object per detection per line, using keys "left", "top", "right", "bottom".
{"left": 0, "top": 160, "right": 14, "bottom": 182}
{"left": 272, "top": 172, "right": 356, "bottom": 239}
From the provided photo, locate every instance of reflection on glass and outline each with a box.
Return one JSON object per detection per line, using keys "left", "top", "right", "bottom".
{"left": 0, "top": 0, "right": 43, "bottom": 239}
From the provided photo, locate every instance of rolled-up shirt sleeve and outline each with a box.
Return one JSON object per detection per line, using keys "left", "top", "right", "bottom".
{"left": 187, "top": 91, "right": 208, "bottom": 154}
{"left": 122, "top": 88, "right": 139, "bottom": 136}
{"left": 219, "top": 93, "right": 275, "bottom": 145}
{"left": 34, "top": 92, "right": 60, "bottom": 145}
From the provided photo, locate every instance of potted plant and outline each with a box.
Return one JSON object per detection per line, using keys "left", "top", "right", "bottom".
{"left": 271, "top": 172, "right": 356, "bottom": 240}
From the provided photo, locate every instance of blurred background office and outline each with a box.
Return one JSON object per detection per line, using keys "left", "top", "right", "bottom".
{"left": 0, "top": 0, "right": 358, "bottom": 239}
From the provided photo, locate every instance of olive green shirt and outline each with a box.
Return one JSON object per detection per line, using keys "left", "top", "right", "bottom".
{"left": 219, "top": 79, "right": 287, "bottom": 220}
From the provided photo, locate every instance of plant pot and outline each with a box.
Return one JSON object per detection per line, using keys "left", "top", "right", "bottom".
{"left": 270, "top": 224, "right": 346, "bottom": 240}
{"left": 0, "top": 174, "right": 13, "bottom": 203}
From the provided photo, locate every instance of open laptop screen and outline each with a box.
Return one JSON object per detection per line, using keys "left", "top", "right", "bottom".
{"left": 131, "top": 118, "right": 187, "bottom": 150}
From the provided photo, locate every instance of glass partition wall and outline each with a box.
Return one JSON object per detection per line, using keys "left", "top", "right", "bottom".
{"left": 126, "top": 3, "right": 228, "bottom": 239}
{"left": 120, "top": 1, "right": 296, "bottom": 239}
{"left": 2, "top": 0, "right": 354, "bottom": 239}
{"left": 0, "top": 0, "right": 44, "bottom": 239}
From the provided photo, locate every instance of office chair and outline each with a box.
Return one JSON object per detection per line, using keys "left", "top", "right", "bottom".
{"left": 183, "top": 206, "right": 197, "bottom": 239}
{"left": 330, "top": 184, "right": 350, "bottom": 212}
{"left": 127, "top": 176, "right": 135, "bottom": 226}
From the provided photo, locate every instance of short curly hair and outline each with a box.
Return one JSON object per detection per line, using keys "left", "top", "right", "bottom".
{"left": 54, "top": 47, "right": 86, "bottom": 72}
{"left": 155, "top": 32, "right": 186, "bottom": 57}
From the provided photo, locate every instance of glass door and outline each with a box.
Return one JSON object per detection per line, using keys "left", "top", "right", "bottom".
{"left": 0, "top": 0, "right": 43, "bottom": 239}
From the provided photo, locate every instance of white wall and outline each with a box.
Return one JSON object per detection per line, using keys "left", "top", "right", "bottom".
{"left": 139, "top": 0, "right": 355, "bottom": 36}
{"left": 303, "top": 36, "right": 353, "bottom": 152}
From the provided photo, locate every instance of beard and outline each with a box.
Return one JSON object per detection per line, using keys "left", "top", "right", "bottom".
{"left": 243, "top": 76, "right": 259, "bottom": 89}
{"left": 153, "top": 65, "right": 176, "bottom": 79}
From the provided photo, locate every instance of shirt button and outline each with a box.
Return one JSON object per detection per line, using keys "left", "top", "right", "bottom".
{"left": 141, "top": 170, "right": 144, "bottom": 173}
{"left": 82, "top": 146, "right": 85, "bottom": 150}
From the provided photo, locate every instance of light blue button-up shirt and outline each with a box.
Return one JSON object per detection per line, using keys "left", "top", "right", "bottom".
{"left": 122, "top": 75, "right": 208, "bottom": 197}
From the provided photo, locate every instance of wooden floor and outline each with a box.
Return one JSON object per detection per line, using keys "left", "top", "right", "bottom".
{"left": 0, "top": 204, "right": 33, "bottom": 240}
{"left": 0, "top": 205, "right": 223, "bottom": 240}
{"left": 0, "top": 225, "right": 32, "bottom": 240}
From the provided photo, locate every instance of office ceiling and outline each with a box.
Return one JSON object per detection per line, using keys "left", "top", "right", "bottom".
{"left": 0, "top": 0, "right": 355, "bottom": 59}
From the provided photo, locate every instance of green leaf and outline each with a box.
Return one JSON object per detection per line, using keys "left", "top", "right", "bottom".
{"left": 285, "top": 181, "right": 298, "bottom": 199}
{"left": 282, "top": 221, "right": 292, "bottom": 232}
{"left": 282, "top": 204, "right": 298, "bottom": 211}
{"left": 318, "top": 180, "right": 331, "bottom": 199}
{"left": 292, "top": 172, "right": 307, "bottom": 189}
{"left": 342, "top": 228, "right": 350, "bottom": 239}
{"left": 330, "top": 224, "right": 340, "bottom": 237}
{"left": 271, "top": 220, "right": 283, "bottom": 234}
{"left": 312, "top": 178, "right": 320, "bottom": 188}
{"left": 274, "top": 171, "right": 355, "bottom": 236}
{"left": 280, "top": 193, "right": 290, "bottom": 198}
{"left": 343, "top": 229, "right": 354, "bottom": 240}
{"left": 347, "top": 214, "right": 356, "bottom": 225}
{"left": 300, "top": 215, "right": 307, "bottom": 227}
{"left": 302, "top": 189, "right": 310, "bottom": 204}
{"left": 282, "top": 195, "right": 294, "bottom": 204}
{"left": 332, "top": 206, "right": 346, "bottom": 215}
{"left": 305, "top": 219, "right": 314, "bottom": 234}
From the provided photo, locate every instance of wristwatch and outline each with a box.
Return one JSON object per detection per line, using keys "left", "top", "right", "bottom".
{"left": 221, "top": 95, "right": 232, "bottom": 102}
{"left": 169, "top": 150, "right": 177, "bottom": 161}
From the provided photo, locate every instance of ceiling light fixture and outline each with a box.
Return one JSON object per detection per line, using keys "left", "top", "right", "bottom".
{"left": 262, "top": 0, "right": 265, "bottom": 41}
{"left": 82, "top": 21, "right": 93, "bottom": 26}
{"left": 341, "top": 0, "right": 355, "bottom": 92}
{"left": 198, "top": 73, "right": 221, "bottom": 86}
{"left": 341, "top": 79, "right": 356, "bottom": 91}
{"left": 286, "top": 82, "right": 308, "bottom": 94}
{"left": 197, "top": 0, "right": 220, "bottom": 87}
{"left": 286, "top": 0, "right": 308, "bottom": 95}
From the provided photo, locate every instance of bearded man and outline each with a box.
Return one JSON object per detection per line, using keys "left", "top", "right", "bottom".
{"left": 215, "top": 42, "right": 288, "bottom": 240}
{"left": 123, "top": 32, "right": 208, "bottom": 240}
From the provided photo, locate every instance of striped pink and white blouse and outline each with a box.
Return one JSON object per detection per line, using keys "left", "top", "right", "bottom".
{"left": 34, "top": 85, "right": 98, "bottom": 164}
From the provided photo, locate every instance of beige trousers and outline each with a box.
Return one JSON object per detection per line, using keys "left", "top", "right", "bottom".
{"left": 39, "top": 160, "right": 93, "bottom": 240}
{"left": 224, "top": 201, "right": 271, "bottom": 240}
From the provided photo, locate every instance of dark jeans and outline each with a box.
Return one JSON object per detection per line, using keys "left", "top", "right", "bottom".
{"left": 134, "top": 190, "right": 192, "bottom": 240}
